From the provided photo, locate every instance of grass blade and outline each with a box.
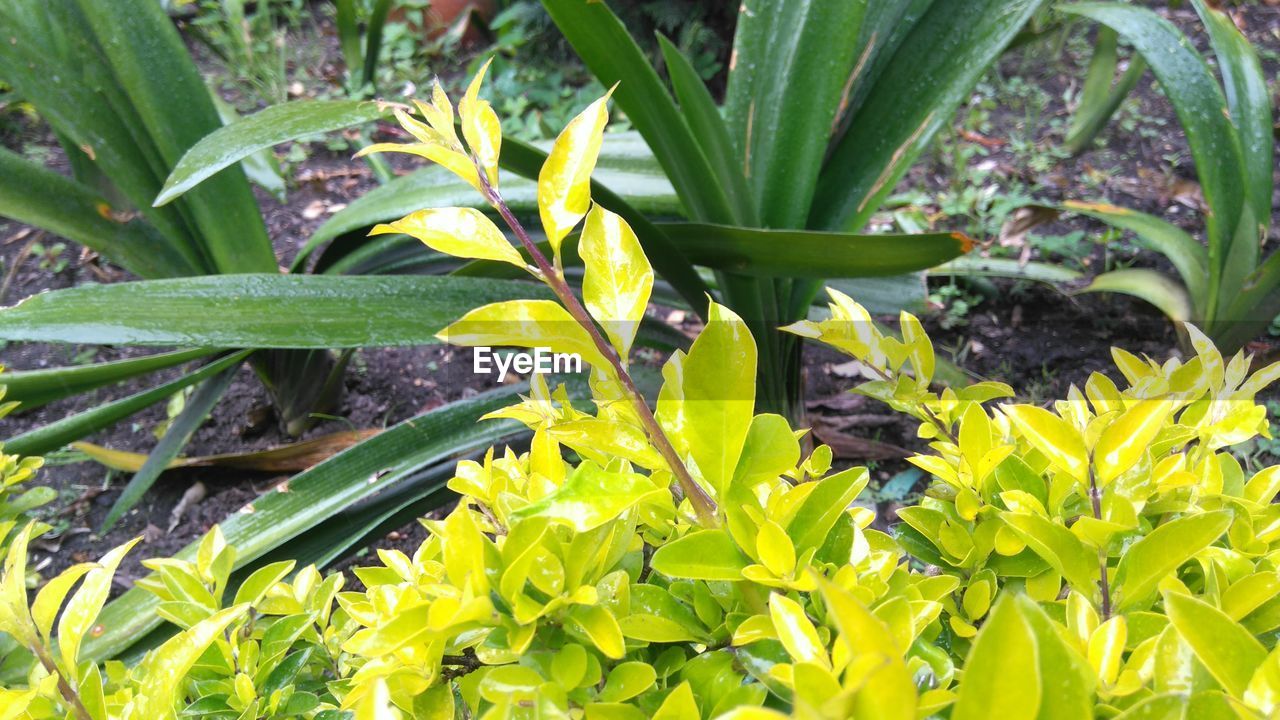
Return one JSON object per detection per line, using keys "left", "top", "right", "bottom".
{"left": 1, "top": 348, "right": 217, "bottom": 410}
{"left": 6, "top": 351, "right": 252, "bottom": 456}
{"left": 99, "top": 363, "right": 239, "bottom": 532}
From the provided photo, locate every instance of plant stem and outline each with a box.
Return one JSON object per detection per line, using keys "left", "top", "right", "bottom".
{"left": 865, "top": 364, "right": 958, "bottom": 444}
{"left": 33, "top": 644, "right": 91, "bottom": 720}
{"left": 477, "top": 174, "right": 719, "bottom": 527}
{"left": 1088, "top": 467, "right": 1112, "bottom": 620}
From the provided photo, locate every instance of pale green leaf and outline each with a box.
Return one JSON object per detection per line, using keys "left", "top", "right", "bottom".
{"left": 369, "top": 207, "right": 524, "bottom": 268}
{"left": 539, "top": 90, "right": 612, "bottom": 252}
{"left": 510, "top": 461, "right": 662, "bottom": 532}
{"left": 650, "top": 529, "right": 750, "bottom": 581}
{"left": 580, "top": 204, "right": 653, "bottom": 358}
{"left": 1115, "top": 511, "right": 1231, "bottom": 611}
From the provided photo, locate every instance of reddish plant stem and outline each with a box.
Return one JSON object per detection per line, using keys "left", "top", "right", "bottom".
{"left": 33, "top": 644, "right": 91, "bottom": 720}
{"left": 1088, "top": 467, "right": 1112, "bottom": 620}
{"left": 477, "top": 174, "right": 719, "bottom": 527}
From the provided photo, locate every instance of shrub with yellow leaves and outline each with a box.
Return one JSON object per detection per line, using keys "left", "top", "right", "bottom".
{"left": 6, "top": 64, "right": 1280, "bottom": 720}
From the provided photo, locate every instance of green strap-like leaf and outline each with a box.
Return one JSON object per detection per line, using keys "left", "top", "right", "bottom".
{"left": 74, "top": 0, "right": 277, "bottom": 274}
{"left": 0, "top": 275, "right": 551, "bottom": 348}
{"left": 0, "top": 147, "right": 199, "bottom": 279}
{"left": 1079, "top": 268, "right": 1194, "bottom": 324}
{"left": 99, "top": 364, "right": 239, "bottom": 533}
{"left": 1060, "top": 3, "right": 1244, "bottom": 301}
{"left": 812, "top": 0, "right": 1047, "bottom": 232}
{"left": 156, "top": 100, "right": 393, "bottom": 206}
{"left": 6, "top": 351, "right": 252, "bottom": 457}
{"left": 1191, "top": 0, "right": 1272, "bottom": 232}
{"left": 725, "top": 0, "right": 869, "bottom": 228}
{"left": 1063, "top": 27, "right": 1148, "bottom": 156}
{"left": 77, "top": 385, "right": 531, "bottom": 664}
{"left": 1, "top": 347, "right": 217, "bottom": 410}
{"left": 1064, "top": 200, "right": 1207, "bottom": 311}
{"left": 656, "top": 35, "right": 755, "bottom": 226}
{"left": 540, "top": 0, "right": 735, "bottom": 225}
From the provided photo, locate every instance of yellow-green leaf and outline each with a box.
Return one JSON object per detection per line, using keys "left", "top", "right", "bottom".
{"left": 32, "top": 563, "right": 95, "bottom": 642}
{"left": 1114, "top": 511, "right": 1231, "bottom": 612}
{"left": 510, "top": 461, "right": 662, "bottom": 532}
{"left": 1089, "top": 616, "right": 1127, "bottom": 686}
{"left": 952, "top": 595, "right": 1041, "bottom": 720}
{"left": 580, "top": 205, "right": 653, "bottom": 358}
{"left": 58, "top": 537, "right": 140, "bottom": 681}
{"left": 538, "top": 89, "right": 612, "bottom": 253}
{"left": 567, "top": 603, "right": 625, "bottom": 659}
{"left": 655, "top": 302, "right": 756, "bottom": 497}
{"left": 437, "top": 299, "right": 608, "bottom": 371}
{"left": 1003, "top": 512, "right": 1099, "bottom": 596}
{"left": 1094, "top": 399, "right": 1172, "bottom": 485}
{"left": 599, "top": 662, "right": 657, "bottom": 702}
{"left": 459, "top": 58, "right": 501, "bottom": 187}
{"left": 769, "top": 594, "right": 825, "bottom": 667}
{"left": 1002, "top": 405, "right": 1088, "bottom": 481}
{"left": 650, "top": 529, "right": 750, "bottom": 581}
{"left": 1165, "top": 590, "right": 1265, "bottom": 697}
{"left": 755, "top": 520, "right": 796, "bottom": 577}
{"left": 370, "top": 207, "right": 524, "bottom": 268}
{"left": 817, "top": 578, "right": 916, "bottom": 720}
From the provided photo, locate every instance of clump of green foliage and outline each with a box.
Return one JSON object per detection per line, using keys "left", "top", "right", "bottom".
{"left": 7, "top": 67, "right": 1280, "bottom": 720}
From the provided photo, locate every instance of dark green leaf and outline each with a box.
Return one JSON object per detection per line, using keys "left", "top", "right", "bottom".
{"left": 1, "top": 348, "right": 217, "bottom": 410}
{"left": 0, "top": 275, "right": 551, "bottom": 348}
{"left": 813, "top": 0, "right": 1047, "bottom": 231}
{"left": 6, "top": 351, "right": 251, "bottom": 457}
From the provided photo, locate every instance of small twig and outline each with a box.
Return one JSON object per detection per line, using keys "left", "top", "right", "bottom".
{"left": 865, "top": 363, "right": 959, "bottom": 444}
{"left": 0, "top": 232, "right": 39, "bottom": 304}
{"left": 1088, "top": 467, "right": 1112, "bottom": 620}
{"left": 475, "top": 171, "right": 719, "bottom": 527}
{"left": 440, "top": 648, "right": 484, "bottom": 682}
{"left": 32, "top": 644, "right": 92, "bottom": 720}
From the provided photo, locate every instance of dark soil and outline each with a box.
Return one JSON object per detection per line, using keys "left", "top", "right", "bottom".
{"left": 1, "top": 2, "right": 1278, "bottom": 586}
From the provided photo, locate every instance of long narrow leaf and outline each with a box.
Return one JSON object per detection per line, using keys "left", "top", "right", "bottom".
{"left": 74, "top": 0, "right": 276, "bottom": 273}
{"left": 73, "top": 430, "right": 380, "bottom": 473}
{"left": 812, "top": 0, "right": 1046, "bottom": 232}
{"left": 1190, "top": 0, "right": 1272, "bottom": 233}
{"left": 1063, "top": 200, "right": 1208, "bottom": 314}
{"left": 77, "top": 385, "right": 531, "bottom": 663}
{"left": 0, "top": 148, "right": 198, "bottom": 278}
{"left": 656, "top": 36, "right": 755, "bottom": 225}
{"left": 6, "top": 351, "right": 252, "bottom": 456}
{"left": 100, "top": 364, "right": 239, "bottom": 532}
{"left": 540, "top": 0, "right": 735, "bottom": 224}
{"left": 0, "top": 275, "right": 551, "bottom": 348}
{"left": 725, "top": 0, "right": 869, "bottom": 228}
{"left": 1079, "top": 268, "right": 1193, "bottom": 324}
{"left": 1063, "top": 27, "right": 1147, "bottom": 156}
{"left": 2, "top": 348, "right": 217, "bottom": 410}
{"left": 156, "top": 100, "right": 393, "bottom": 206}
{"left": 1060, "top": 3, "right": 1244, "bottom": 284}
